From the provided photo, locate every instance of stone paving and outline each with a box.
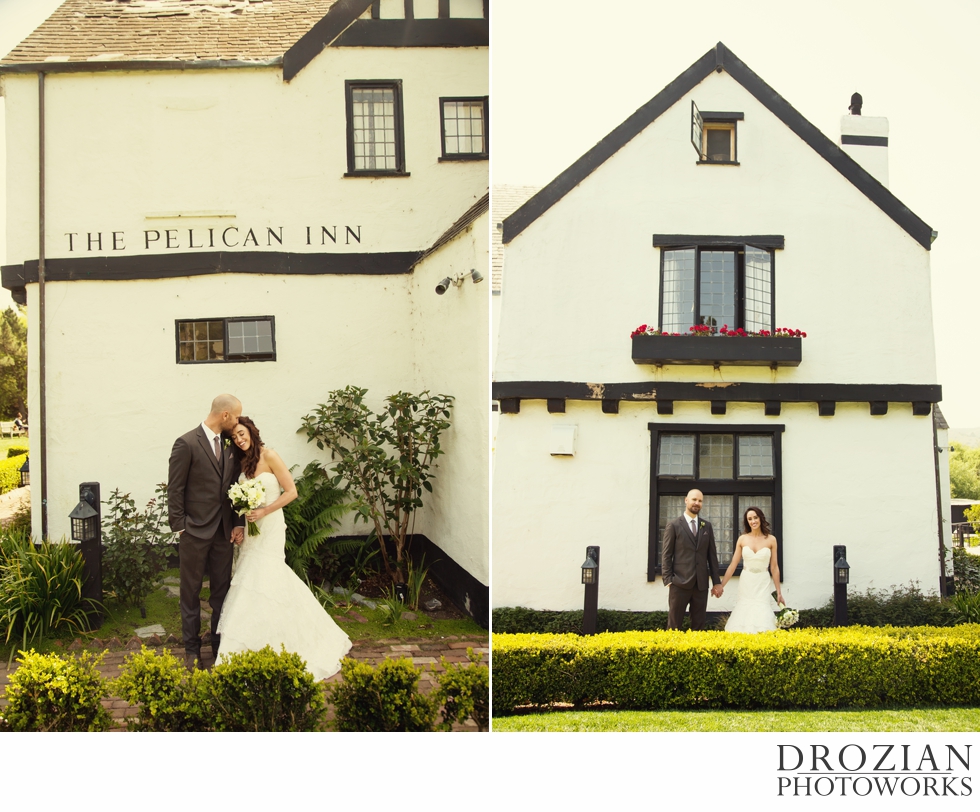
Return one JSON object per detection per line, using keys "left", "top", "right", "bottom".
{"left": 0, "top": 634, "right": 489, "bottom": 731}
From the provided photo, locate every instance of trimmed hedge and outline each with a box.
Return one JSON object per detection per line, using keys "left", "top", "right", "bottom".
{"left": 492, "top": 625, "right": 980, "bottom": 715}
{"left": 6, "top": 446, "right": 28, "bottom": 459}
{"left": 0, "top": 453, "right": 26, "bottom": 496}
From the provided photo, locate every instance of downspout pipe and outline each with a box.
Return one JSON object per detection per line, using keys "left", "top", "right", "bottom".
{"left": 932, "top": 410, "right": 948, "bottom": 597}
{"left": 37, "top": 71, "right": 47, "bottom": 539}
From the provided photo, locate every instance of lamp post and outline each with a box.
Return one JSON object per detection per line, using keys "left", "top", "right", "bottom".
{"left": 69, "top": 481, "right": 102, "bottom": 629}
{"left": 581, "top": 545, "right": 600, "bottom": 635}
{"left": 833, "top": 544, "right": 850, "bottom": 627}
{"left": 18, "top": 457, "right": 29, "bottom": 487}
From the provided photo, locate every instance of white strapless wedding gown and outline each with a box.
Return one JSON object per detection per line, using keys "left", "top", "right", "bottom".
{"left": 724, "top": 546, "right": 777, "bottom": 634}
{"left": 216, "top": 471, "right": 352, "bottom": 681}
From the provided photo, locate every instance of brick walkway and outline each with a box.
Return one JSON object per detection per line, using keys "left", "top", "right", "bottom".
{"left": 0, "top": 634, "right": 489, "bottom": 732}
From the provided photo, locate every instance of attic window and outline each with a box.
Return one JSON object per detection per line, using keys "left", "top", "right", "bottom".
{"left": 691, "top": 102, "right": 743, "bottom": 164}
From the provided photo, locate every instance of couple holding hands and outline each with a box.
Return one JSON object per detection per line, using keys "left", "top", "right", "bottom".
{"left": 661, "top": 489, "right": 784, "bottom": 633}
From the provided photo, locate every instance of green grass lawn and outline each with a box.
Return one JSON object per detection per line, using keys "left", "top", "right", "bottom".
{"left": 492, "top": 707, "right": 980, "bottom": 732}
{"left": 0, "top": 436, "right": 28, "bottom": 458}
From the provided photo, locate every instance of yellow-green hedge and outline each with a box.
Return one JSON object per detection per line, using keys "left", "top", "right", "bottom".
{"left": 0, "top": 453, "right": 27, "bottom": 496}
{"left": 492, "top": 626, "right": 980, "bottom": 715}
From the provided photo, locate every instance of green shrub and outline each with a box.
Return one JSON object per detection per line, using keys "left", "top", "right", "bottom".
{"left": 491, "top": 626, "right": 980, "bottom": 715}
{"left": 0, "top": 453, "right": 26, "bottom": 496}
{"left": 796, "top": 583, "right": 949, "bottom": 628}
{"left": 112, "top": 646, "right": 202, "bottom": 731}
{"left": 948, "top": 592, "right": 980, "bottom": 624}
{"left": 114, "top": 645, "right": 328, "bottom": 731}
{"left": 6, "top": 446, "right": 28, "bottom": 459}
{"left": 953, "top": 548, "right": 980, "bottom": 595}
{"left": 3, "top": 649, "right": 112, "bottom": 731}
{"left": 331, "top": 657, "right": 436, "bottom": 731}
{"left": 0, "top": 534, "right": 95, "bottom": 649}
{"left": 282, "top": 462, "right": 351, "bottom": 579}
{"left": 433, "top": 649, "right": 488, "bottom": 731}
{"left": 101, "top": 486, "right": 172, "bottom": 609}
{"left": 493, "top": 606, "right": 671, "bottom": 634}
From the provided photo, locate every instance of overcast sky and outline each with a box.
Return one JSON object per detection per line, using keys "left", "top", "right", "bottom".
{"left": 492, "top": 0, "right": 980, "bottom": 427}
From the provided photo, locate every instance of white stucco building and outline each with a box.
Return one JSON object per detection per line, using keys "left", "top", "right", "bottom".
{"left": 493, "top": 43, "right": 949, "bottom": 614}
{"left": 1, "top": 0, "right": 489, "bottom": 622}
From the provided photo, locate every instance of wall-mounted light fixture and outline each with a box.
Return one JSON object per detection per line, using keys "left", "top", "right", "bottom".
{"left": 435, "top": 269, "right": 484, "bottom": 294}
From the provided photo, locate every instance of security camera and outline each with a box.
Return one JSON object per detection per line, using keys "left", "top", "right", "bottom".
{"left": 435, "top": 277, "right": 452, "bottom": 295}
{"left": 470, "top": 269, "right": 484, "bottom": 284}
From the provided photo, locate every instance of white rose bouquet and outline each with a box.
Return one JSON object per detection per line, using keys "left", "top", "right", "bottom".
{"left": 228, "top": 478, "right": 266, "bottom": 537}
{"left": 771, "top": 591, "right": 799, "bottom": 628}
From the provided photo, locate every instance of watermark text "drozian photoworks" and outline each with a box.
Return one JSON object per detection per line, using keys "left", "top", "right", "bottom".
{"left": 777, "top": 744, "right": 972, "bottom": 798}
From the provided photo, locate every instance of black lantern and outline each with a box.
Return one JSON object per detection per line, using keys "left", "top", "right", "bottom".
{"left": 69, "top": 498, "right": 98, "bottom": 542}
{"left": 18, "top": 457, "right": 29, "bottom": 487}
{"left": 834, "top": 554, "right": 850, "bottom": 585}
{"left": 833, "top": 544, "right": 849, "bottom": 626}
{"left": 581, "top": 546, "right": 600, "bottom": 635}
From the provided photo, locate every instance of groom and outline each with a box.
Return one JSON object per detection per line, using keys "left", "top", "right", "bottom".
{"left": 168, "top": 394, "right": 245, "bottom": 667}
{"left": 661, "top": 489, "right": 723, "bottom": 630}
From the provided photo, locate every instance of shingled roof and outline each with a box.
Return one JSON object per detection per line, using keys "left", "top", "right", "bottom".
{"left": 1, "top": 0, "right": 346, "bottom": 65}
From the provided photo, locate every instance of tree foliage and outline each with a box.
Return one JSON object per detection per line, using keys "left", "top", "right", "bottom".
{"left": 949, "top": 442, "right": 980, "bottom": 499}
{"left": 0, "top": 306, "right": 27, "bottom": 420}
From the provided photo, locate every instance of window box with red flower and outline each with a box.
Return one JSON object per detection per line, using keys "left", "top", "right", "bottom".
{"left": 630, "top": 324, "right": 805, "bottom": 367}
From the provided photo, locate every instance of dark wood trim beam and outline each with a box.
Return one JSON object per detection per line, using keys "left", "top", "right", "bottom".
{"left": 602, "top": 399, "right": 619, "bottom": 414}
{"left": 841, "top": 135, "right": 888, "bottom": 147}
{"left": 282, "top": 0, "right": 374, "bottom": 81}
{"left": 699, "top": 111, "right": 744, "bottom": 121}
{"left": 818, "top": 401, "right": 836, "bottom": 417}
{"left": 492, "top": 380, "right": 943, "bottom": 406}
{"left": 765, "top": 401, "right": 781, "bottom": 416}
{"left": 711, "top": 401, "right": 727, "bottom": 415}
{"left": 652, "top": 234, "right": 784, "bottom": 249}
{"left": 332, "top": 18, "right": 489, "bottom": 47}
{"left": 499, "top": 398, "right": 520, "bottom": 414}
{"left": 1, "top": 250, "right": 419, "bottom": 288}
{"left": 870, "top": 401, "right": 888, "bottom": 416}
{"left": 657, "top": 400, "right": 674, "bottom": 415}
{"left": 547, "top": 398, "right": 565, "bottom": 413}
{"left": 0, "top": 59, "right": 282, "bottom": 75}
{"left": 913, "top": 402, "right": 933, "bottom": 416}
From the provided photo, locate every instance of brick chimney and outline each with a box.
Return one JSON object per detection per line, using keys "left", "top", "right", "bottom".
{"left": 840, "top": 92, "right": 889, "bottom": 188}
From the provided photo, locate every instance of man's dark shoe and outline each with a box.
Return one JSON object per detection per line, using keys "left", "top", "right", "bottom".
{"left": 184, "top": 649, "right": 202, "bottom": 670}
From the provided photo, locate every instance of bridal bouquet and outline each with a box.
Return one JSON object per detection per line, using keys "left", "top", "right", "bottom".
{"left": 772, "top": 592, "right": 799, "bottom": 628}
{"left": 228, "top": 478, "right": 265, "bottom": 537}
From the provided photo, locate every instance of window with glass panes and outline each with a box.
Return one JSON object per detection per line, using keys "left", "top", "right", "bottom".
{"left": 647, "top": 424, "right": 783, "bottom": 579}
{"left": 176, "top": 317, "right": 275, "bottom": 363}
{"left": 439, "top": 97, "right": 488, "bottom": 159}
{"left": 659, "top": 245, "right": 773, "bottom": 334}
{"left": 346, "top": 81, "right": 405, "bottom": 174}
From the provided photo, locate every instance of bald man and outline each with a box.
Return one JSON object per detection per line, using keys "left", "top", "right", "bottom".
{"left": 168, "top": 394, "right": 245, "bottom": 667}
{"left": 661, "top": 489, "right": 722, "bottom": 631}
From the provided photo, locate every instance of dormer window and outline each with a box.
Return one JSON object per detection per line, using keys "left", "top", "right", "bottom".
{"left": 691, "top": 102, "right": 743, "bottom": 164}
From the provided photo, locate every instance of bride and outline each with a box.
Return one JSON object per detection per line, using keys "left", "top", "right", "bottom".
{"left": 216, "top": 416, "right": 352, "bottom": 680}
{"left": 719, "top": 506, "right": 783, "bottom": 634}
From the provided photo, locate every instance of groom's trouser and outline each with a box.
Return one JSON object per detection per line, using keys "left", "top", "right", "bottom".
{"left": 667, "top": 584, "right": 709, "bottom": 630}
{"left": 179, "top": 528, "right": 234, "bottom": 654}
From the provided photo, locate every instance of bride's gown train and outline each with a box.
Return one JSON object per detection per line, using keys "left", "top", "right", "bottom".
{"left": 724, "top": 546, "right": 777, "bottom": 634}
{"left": 216, "top": 471, "right": 352, "bottom": 681}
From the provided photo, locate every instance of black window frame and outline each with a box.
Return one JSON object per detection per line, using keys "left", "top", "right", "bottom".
{"left": 691, "top": 102, "right": 743, "bottom": 165}
{"left": 657, "top": 243, "right": 775, "bottom": 334}
{"left": 438, "top": 95, "right": 488, "bottom": 161}
{"left": 344, "top": 80, "right": 408, "bottom": 177}
{"left": 647, "top": 423, "right": 784, "bottom": 581}
{"left": 175, "top": 316, "right": 277, "bottom": 364}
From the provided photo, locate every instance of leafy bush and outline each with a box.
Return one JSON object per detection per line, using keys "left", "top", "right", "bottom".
{"left": 2, "top": 650, "right": 112, "bottom": 731}
{"left": 0, "top": 453, "right": 26, "bottom": 496}
{"left": 953, "top": 547, "right": 980, "bottom": 595}
{"left": 112, "top": 646, "right": 202, "bottom": 732}
{"left": 797, "top": 583, "right": 949, "bottom": 628}
{"left": 492, "top": 626, "right": 980, "bottom": 715}
{"left": 0, "top": 534, "right": 94, "bottom": 649}
{"left": 330, "top": 657, "right": 436, "bottom": 731}
{"left": 6, "top": 446, "right": 28, "bottom": 459}
{"left": 282, "top": 462, "right": 350, "bottom": 578}
{"left": 493, "top": 607, "right": 671, "bottom": 634}
{"left": 948, "top": 592, "right": 980, "bottom": 624}
{"left": 433, "top": 649, "right": 488, "bottom": 731}
{"left": 101, "top": 486, "right": 173, "bottom": 608}
{"left": 114, "top": 645, "right": 328, "bottom": 731}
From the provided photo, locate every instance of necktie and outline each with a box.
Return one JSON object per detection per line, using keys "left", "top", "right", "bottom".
{"left": 214, "top": 436, "right": 221, "bottom": 460}
{"left": 690, "top": 519, "right": 697, "bottom": 536}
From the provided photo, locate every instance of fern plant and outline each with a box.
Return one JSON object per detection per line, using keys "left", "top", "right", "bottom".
{"left": 282, "top": 462, "right": 351, "bottom": 578}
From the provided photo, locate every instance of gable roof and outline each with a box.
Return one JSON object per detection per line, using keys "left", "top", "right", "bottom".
{"left": 0, "top": 0, "right": 364, "bottom": 70}
{"left": 503, "top": 42, "right": 934, "bottom": 250}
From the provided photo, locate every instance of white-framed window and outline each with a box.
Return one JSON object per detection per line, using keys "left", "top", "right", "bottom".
{"left": 649, "top": 424, "right": 783, "bottom": 576}
{"left": 439, "top": 96, "right": 488, "bottom": 160}
{"left": 346, "top": 80, "right": 406, "bottom": 175}
{"left": 691, "top": 102, "right": 742, "bottom": 164}
{"left": 176, "top": 316, "right": 276, "bottom": 363}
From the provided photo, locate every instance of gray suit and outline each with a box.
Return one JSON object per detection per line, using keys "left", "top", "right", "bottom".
{"left": 661, "top": 514, "right": 721, "bottom": 630}
{"left": 168, "top": 425, "right": 243, "bottom": 656}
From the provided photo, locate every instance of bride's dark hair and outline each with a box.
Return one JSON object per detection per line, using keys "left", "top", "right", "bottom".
{"left": 742, "top": 506, "right": 771, "bottom": 537}
{"left": 234, "top": 415, "right": 264, "bottom": 478}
